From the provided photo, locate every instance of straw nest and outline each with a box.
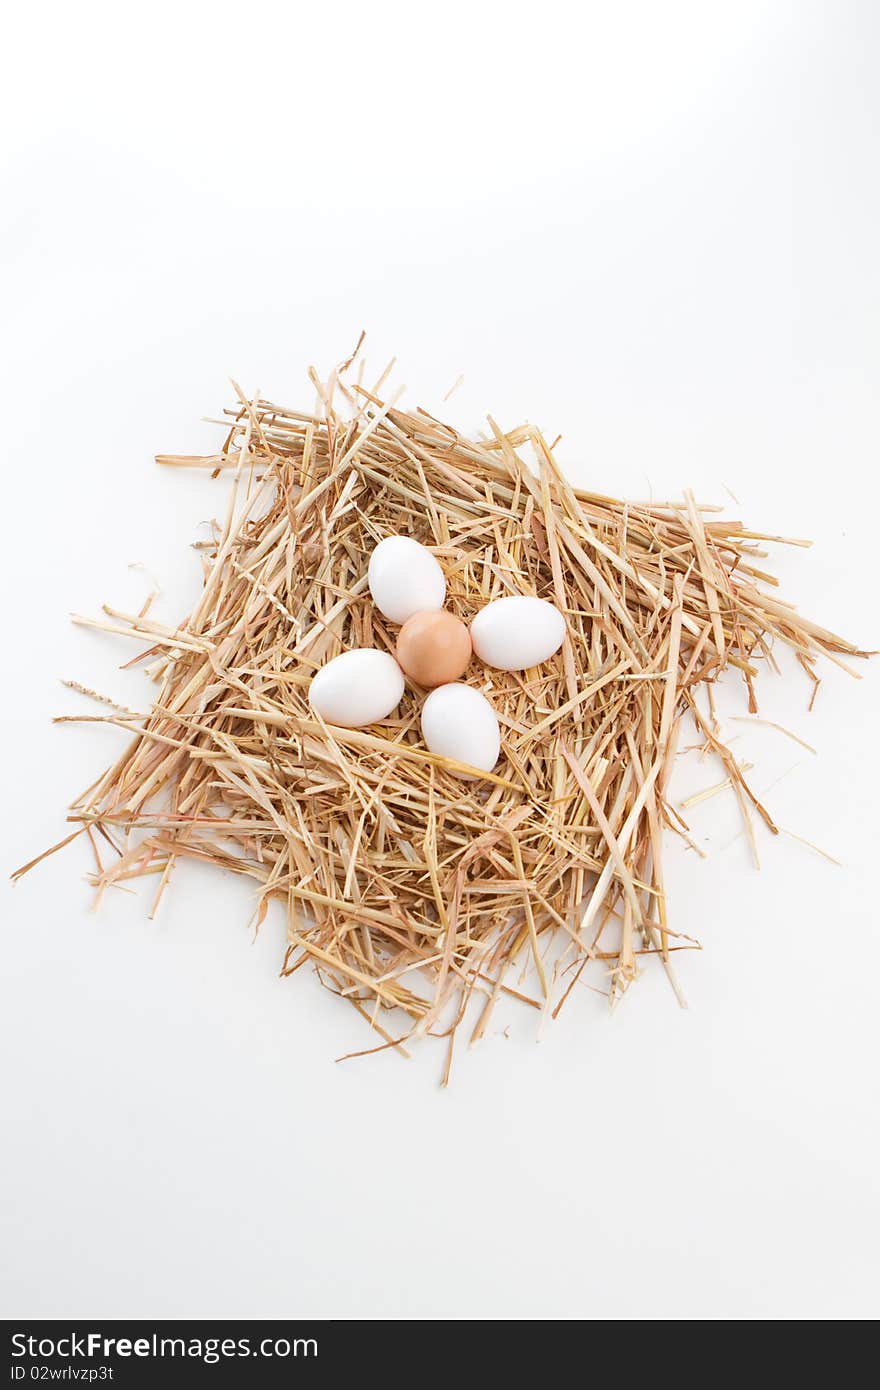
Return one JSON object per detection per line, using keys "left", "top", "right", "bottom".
{"left": 18, "top": 349, "right": 868, "bottom": 1077}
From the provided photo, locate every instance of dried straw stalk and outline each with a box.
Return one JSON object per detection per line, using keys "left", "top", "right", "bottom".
{"left": 16, "top": 353, "right": 868, "bottom": 1077}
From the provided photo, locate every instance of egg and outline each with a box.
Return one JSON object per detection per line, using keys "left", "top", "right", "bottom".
{"left": 308, "top": 649, "right": 405, "bottom": 728}
{"left": 395, "top": 610, "right": 472, "bottom": 687}
{"left": 470, "top": 595, "right": 566, "bottom": 671}
{"left": 368, "top": 536, "right": 446, "bottom": 625}
{"left": 420, "top": 683, "right": 501, "bottom": 776}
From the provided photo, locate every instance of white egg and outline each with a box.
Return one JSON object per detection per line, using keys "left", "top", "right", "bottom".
{"left": 470, "top": 595, "right": 566, "bottom": 671}
{"left": 308, "top": 649, "right": 405, "bottom": 728}
{"left": 420, "top": 683, "right": 501, "bottom": 777}
{"left": 368, "top": 536, "right": 446, "bottom": 625}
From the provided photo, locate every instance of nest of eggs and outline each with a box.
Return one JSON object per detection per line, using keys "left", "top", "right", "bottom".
{"left": 18, "top": 349, "right": 867, "bottom": 1079}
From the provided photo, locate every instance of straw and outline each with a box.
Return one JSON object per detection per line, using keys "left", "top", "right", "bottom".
{"left": 15, "top": 351, "right": 870, "bottom": 1078}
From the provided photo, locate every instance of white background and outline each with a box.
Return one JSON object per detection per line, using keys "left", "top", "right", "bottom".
{"left": 2, "top": 1, "right": 879, "bottom": 1320}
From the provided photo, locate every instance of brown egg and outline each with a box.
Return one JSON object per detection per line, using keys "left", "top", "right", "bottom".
{"left": 395, "top": 610, "right": 472, "bottom": 688}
